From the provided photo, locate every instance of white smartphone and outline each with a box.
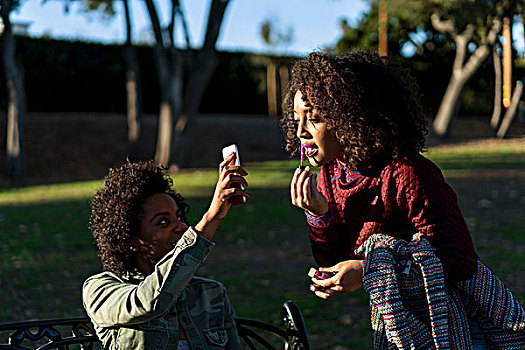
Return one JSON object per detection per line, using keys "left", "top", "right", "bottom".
{"left": 222, "top": 144, "right": 241, "bottom": 166}
{"left": 221, "top": 144, "right": 246, "bottom": 204}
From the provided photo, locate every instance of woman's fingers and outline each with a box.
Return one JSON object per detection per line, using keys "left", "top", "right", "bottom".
{"left": 220, "top": 152, "right": 235, "bottom": 172}
{"left": 291, "top": 167, "right": 312, "bottom": 207}
{"left": 308, "top": 172, "right": 317, "bottom": 197}
{"left": 310, "top": 284, "right": 341, "bottom": 299}
{"left": 220, "top": 173, "right": 248, "bottom": 189}
{"left": 290, "top": 167, "right": 302, "bottom": 206}
{"left": 302, "top": 173, "right": 311, "bottom": 206}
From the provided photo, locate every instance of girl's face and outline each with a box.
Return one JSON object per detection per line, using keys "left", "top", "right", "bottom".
{"left": 135, "top": 193, "right": 189, "bottom": 274}
{"left": 293, "top": 90, "right": 342, "bottom": 167}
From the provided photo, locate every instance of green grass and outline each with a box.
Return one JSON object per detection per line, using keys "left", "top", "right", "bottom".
{"left": 426, "top": 142, "right": 525, "bottom": 172}
{"left": 1, "top": 141, "right": 524, "bottom": 348}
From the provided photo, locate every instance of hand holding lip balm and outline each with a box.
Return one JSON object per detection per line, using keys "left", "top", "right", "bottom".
{"left": 300, "top": 144, "right": 305, "bottom": 170}
{"left": 308, "top": 267, "right": 336, "bottom": 292}
{"left": 308, "top": 267, "right": 335, "bottom": 280}
{"left": 300, "top": 144, "right": 314, "bottom": 170}
{"left": 291, "top": 143, "right": 330, "bottom": 217}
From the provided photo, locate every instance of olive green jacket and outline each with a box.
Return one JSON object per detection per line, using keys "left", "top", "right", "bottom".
{"left": 83, "top": 227, "right": 242, "bottom": 350}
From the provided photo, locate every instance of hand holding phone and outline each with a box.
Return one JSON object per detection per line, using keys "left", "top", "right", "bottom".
{"left": 222, "top": 144, "right": 246, "bottom": 205}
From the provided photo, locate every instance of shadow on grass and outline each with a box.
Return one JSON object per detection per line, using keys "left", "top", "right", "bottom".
{"left": 2, "top": 151, "right": 524, "bottom": 348}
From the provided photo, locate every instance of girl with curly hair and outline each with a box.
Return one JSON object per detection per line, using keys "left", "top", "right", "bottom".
{"left": 283, "top": 50, "right": 477, "bottom": 295}
{"left": 83, "top": 155, "right": 249, "bottom": 350}
{"left": 284, "top": 50, "right": 525, "bottom": 349}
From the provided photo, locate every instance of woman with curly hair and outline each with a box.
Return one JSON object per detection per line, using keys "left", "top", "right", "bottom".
{"left": 83, "top": 155, "right": 248, "bottom": 350}
{"left": 284, "top": 50, "right": 525, "bottom": 348}
{"left": 283, "top": 50, "right": 476, "bottom": 295}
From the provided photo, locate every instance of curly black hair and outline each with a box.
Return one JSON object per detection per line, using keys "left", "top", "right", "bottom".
{"left": 89, "top": 159, "right": 189, "bottom": 276}
{"left": 281, "top": 50, "right": 427, "bottom": 175}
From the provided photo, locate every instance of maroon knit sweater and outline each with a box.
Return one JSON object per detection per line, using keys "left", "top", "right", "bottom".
{"left": 308, "top": 153, "right": 477, "bottom": 282}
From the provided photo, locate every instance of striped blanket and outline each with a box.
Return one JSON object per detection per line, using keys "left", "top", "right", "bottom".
{"left": 356, "top": 233, "right": 525, "bottom": 349}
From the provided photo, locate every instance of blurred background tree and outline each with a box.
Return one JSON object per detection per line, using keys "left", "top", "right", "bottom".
{"left": 1, "top": 0, "right": 27, "bottom": 181}
{"left": 336, "top": 0, "right": 525, "bottom": 137}
{"left": 81, "top": 0, "right": 231, "bottom": 167}
{"left": 82, "top": 0, "right": 143, "bottom": 156}
{"left": 259, "top": 17, "right": 293, "bottom": 117}
{"left": 143, "top": 0, "right": 230, "bottom": 168}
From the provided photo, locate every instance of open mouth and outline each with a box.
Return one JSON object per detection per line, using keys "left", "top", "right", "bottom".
{"left": 302, "top": 144, "right": 318, "bottom": 158}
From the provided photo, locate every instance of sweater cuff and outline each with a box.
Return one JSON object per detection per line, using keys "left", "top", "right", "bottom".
{"left": 305, "top": 210, "right": 333, "bottom": 228}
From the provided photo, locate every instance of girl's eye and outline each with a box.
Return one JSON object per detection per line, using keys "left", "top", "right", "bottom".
{"left": 158, "top": 218, "right": 169, "bottom": 225}
{"left": 176, "top": 211, "right": 186, "bottom": 222}
{"left": 308, "top": 118, "right": 322, "bottom": 124}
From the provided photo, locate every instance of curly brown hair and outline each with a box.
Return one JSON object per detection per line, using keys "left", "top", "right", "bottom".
{"left": 281, "top": 50, "right": 427, "bottom": 175}
{"left": 89, "top": 159, "right": 189, "bottom": 276}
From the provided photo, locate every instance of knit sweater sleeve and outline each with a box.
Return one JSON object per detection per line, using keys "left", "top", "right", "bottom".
{"left": 390, "top": 156, "right": 477, "bottom": 282}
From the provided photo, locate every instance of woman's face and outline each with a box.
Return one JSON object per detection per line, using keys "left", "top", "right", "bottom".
{"left": 135, "top": 193, "right": 188, "bottom": 274}
{"left": 293, "top": 90, "right": 342, "bottom": 167}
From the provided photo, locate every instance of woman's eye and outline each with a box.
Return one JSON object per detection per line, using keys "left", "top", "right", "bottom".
{"left": 308, "top": 118, "right": 322, "bottom": 124}
{"left": 158, "top": 218, "right": 169, "bottom": 225}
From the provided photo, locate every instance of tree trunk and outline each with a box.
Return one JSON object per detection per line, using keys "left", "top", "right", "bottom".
{"left": 433, "top": 73, "right": 467, "bottom": 136}
{"left": 171, "top": 0, "right": 230, "bottom": 168}
{"left": 122, "top": 0, "right": 143, "bottom": 152}
{"left": 431, "top": 14, "right": 501, "bottom": 137}
{"left": 152, "top": 46, "right": 174, "bottom": 166}
{"left": 123, "top": 45, "right": 142, "bottom": 145}
{"left": 266, "top": 60, "right": 278, "bottom": 117}
{"left": 433, "top": 43, "right": 492, "bottom": 136}
{"left": 1, "top": 7, "right": 27, "bottom": 181}
{"left": 144, "top": 0, "right": 177, "bottom": 166}
{"left": 490, "top": 44, "right": 502, "bottom": 129}
{"left": 497, "top": 81, "right": 523, "bottom": 138}
{"left": 279, "top": 64, "right": 289, "bottom": 100}
{"left": 171, "top": 49, "right": 216, "bottom": 167}
{"left": 168, "top": 49, "right": 185, "bottom": 167}
{"left": 145, "top": 0, "right": 229, "bottom": 168}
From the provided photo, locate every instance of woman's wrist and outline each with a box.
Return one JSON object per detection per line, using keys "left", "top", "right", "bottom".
{"left": 195, "top": 212, "right": 222, "bottom": 240}
{"left": 305, "top": 209, "right": 333, "bottom": 228}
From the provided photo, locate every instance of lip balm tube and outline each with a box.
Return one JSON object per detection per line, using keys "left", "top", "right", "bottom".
{"left": 299, "top": 144, "right": 305, "bottom": 170}
{"left": 308, "top": 267, "right": 335, "bottom": 280}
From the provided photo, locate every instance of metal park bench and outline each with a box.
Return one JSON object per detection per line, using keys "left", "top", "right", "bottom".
{"left": 0, "top": 300, "right": 309, "bottom": 350}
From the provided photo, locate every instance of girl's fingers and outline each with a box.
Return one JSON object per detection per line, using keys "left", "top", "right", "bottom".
{"left": 302, "top": 173, "right": 315, "bottom": 206}
{"left": 291, "top": 168, "right": 302, "bottom": 205}
{"left": 311, "top": 277, "right": 335, "bottom": 289}
{"left": 225, "top": 165, "right": 248, "bottom": 176}
{"left": 296, "top": 168, "right": 310, "bottom": 203}
{"left": 312, "top": 288, "right": 337, "bottom": 299}
{"left": 291, "top": 167, "right": 318, "bottom": 210}
{"left": 319, "top": 265, "right": 338, "bottom": 273}
{"left": 225, "top": 174, "right": 248, "bottom": 188}
{"left": 308, "top": 172, "right": 317, "bottom": 197}
{"left": 221, "top": 187, "right": 251, "bottom": 201}
{"left": 220, "top": 152, "right": 235, "bottom": 171}
{"left": 301, "top": 171, "right": 318, "bottom": 208}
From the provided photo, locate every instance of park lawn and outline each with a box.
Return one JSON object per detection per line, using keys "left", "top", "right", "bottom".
{"left": 0, "top": 139, "right": 524, "bottom": 349}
